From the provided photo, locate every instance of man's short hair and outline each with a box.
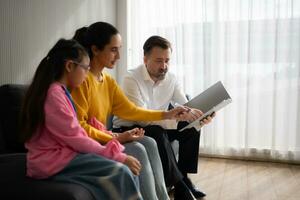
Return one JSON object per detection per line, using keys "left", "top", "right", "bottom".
{"left": 143, "top": 36, "right": 172, "bottom": 55}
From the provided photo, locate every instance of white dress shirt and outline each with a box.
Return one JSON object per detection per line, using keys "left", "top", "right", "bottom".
{"left": 113, "top": 64, "right": 188, "bottom": 129}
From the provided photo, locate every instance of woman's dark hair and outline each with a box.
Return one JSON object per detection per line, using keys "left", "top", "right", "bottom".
{"left": 20, "top": 38, "right": 88, "bottom": 142}
{"left": 73, "top": 22, "right": 119, "bottom": 58}
{"left": 143, "top": 35, "right": 172, "bottom": 56}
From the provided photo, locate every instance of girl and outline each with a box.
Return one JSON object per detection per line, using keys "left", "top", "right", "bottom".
{"left": 20, "top": 39, "right": 143, "bottom": 200}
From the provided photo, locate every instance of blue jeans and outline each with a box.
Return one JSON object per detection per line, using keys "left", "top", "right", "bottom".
{"left": 123, "top": 136, "right": 169, "bottom": 200}
{"left": 51, "top": 153, "right": 142, "bottom": 200}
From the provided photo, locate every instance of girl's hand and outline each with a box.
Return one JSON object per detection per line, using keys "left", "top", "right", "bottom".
{"left": 124, "top": 155, "right": 141, "bottom": 175}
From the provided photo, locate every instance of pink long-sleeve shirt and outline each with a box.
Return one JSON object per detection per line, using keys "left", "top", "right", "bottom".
{"left": 25, "top": 82, "right": 127, "bottom": 179}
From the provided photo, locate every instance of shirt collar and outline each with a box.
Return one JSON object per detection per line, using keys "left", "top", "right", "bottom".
{"left": 142, "top": 64, "right": 153, "bottom": 81}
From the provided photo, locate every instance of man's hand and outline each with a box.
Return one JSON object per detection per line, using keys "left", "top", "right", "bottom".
{"left": 124, "top": 155, "right": 141, "bottom": 176}
{"left": 115, "top": 128, "right": 145, "bottom": 144}
{"left": 198, "top": 112, "right": 216, "bottom": 128}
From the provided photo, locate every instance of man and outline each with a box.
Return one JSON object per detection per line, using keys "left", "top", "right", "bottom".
{"left": 113, "top": 36, "right": 214, "bottom": 200}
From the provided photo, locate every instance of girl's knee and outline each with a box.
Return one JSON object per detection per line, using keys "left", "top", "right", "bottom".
{"left": 118, "top": 163, "right": 132, "bottom": 175}
{"left": 117, "top": 164, "right": 140, "bottom": 183}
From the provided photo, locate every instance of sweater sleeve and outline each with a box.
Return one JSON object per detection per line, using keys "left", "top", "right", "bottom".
{"left": 111, "top": 79, "right": 164, "bottom": 121}
{"left": 45, "top": 87, "right": 126, "bottom": 163}
{"left": 71, "top": 80, "right": 114, "bottom": 143}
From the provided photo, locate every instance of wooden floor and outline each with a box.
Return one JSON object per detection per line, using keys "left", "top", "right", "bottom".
{"left": 185, "top": 157, "right": 300, "bottom": 200}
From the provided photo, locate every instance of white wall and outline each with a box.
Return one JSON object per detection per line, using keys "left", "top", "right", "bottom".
{"left": 0, "top": 0, "right": 117, "bottom": 85}
{"left": 116, "top": 0, "right": 128, "bottom": 84}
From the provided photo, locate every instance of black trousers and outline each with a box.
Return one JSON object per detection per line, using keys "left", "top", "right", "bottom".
{"left": 113, "top": 122, "right": 200, "bottom": 187}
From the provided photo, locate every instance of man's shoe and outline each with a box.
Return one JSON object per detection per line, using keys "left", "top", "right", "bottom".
{"left": 174, "top": 189, "right": 196, "bottom": 200}
{"left": 183, "top": 177, "right": 206, "bottom": 198}
{"left": 174, "top": 180, "right": 196, "bottom": 200}
{"left": 189, "top": 187, "right": 206, "bottom": 198}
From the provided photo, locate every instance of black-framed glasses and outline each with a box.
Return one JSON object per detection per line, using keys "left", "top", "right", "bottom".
{"left": 70, "top": 60, "right": 90, "bottom": 71}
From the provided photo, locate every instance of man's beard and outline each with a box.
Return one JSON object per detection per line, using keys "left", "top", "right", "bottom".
{"left": 154, "top": 69, "right": 167, "bottom": 80}
{"left": 156, "top": 73, "right": 166, "bottom": 80}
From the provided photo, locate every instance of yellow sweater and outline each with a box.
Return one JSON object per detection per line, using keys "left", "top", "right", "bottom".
{"left": 71, "top": 72, "right": 163, "bottom": 143}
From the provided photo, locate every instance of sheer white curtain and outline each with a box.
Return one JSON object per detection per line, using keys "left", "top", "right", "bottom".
{"left": 126, "top": 0, "right": 300, "bottom": 162}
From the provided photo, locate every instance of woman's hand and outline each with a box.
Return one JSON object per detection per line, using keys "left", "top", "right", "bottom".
{"left": 179, "top": 108, "right": 203, "bottom": 122}
{"left": 124, "top": 155, "right": 141, "bottom": 176}
{"left": 163, "top": 106, "right": 217, "bottom": 128}
{"left": 162, "top": 106, "right": 190, "bottom": 120}
{"left": 115, "top": 128, "right": 145, "bottom": 144}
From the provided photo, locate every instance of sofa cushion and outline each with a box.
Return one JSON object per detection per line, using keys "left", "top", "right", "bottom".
{"left": 0, "top": 153, "right": 94, "bottom": 200}
{"left": 0, "top": 84, "right": 28, "bottom": 153}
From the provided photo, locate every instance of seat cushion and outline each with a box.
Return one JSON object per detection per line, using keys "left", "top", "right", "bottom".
{"left": 0, "top": 153, "right": 94, "bottom": 200}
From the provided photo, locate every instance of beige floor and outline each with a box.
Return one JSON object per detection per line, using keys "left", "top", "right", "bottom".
{"left": 184, "top": 157, "right": 300, "bottom": 200}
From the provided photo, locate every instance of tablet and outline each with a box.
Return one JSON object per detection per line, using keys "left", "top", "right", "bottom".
{"left": 179, "top": 81, "right": 232, "bottom": 132}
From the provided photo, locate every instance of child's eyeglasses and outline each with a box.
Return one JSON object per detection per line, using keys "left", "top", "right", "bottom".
{"left": 70, "top": 61, "right": 90, "bottom": 71}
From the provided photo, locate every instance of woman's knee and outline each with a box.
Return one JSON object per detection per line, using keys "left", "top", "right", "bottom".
{"left": 140, "top": 136, "right": 158, "bottom": 150}
{"left": 124, "top": 141, "right": 148, "bottom": 160}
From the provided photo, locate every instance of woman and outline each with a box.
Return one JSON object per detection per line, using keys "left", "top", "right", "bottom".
{"left": 71, "top": 22, "right": 189, "bottom": 200}
{"left": 20, "top": 38, "right": 143, "bottom": 200}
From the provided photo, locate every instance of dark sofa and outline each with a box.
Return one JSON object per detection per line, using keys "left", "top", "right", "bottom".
{"left": 0, "top": 84, "right": 95, "bottom": 200}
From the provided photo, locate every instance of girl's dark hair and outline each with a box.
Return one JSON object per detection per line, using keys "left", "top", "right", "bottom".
{"left": 143, "top": 35, "right": 172, "bottom": 56}
{"left": 20, "top": 39, "right": 88, "bottom": 142}
{"left": 73, "top": 22, "right": 119, "bottom": 58}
